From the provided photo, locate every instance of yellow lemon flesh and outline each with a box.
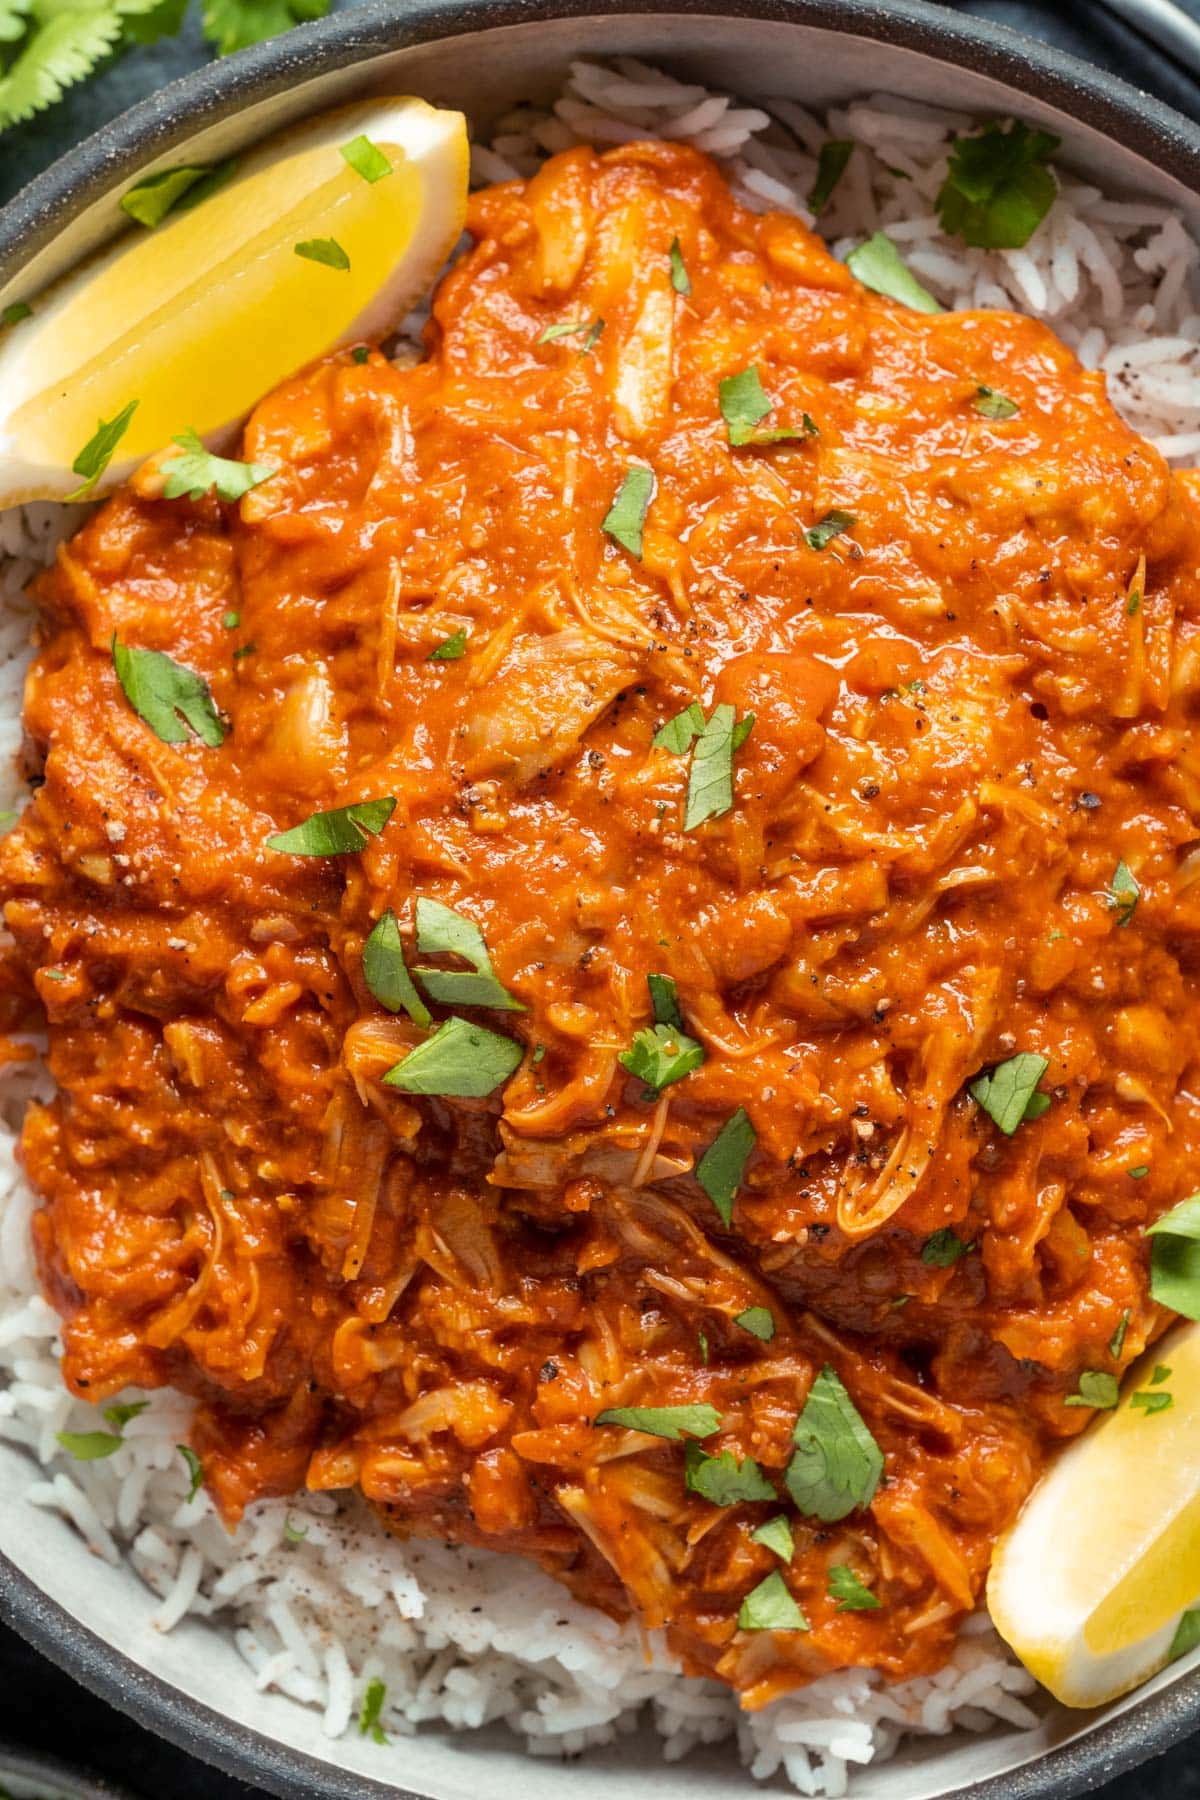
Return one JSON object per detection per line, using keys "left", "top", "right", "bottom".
{"left": 0, "top": 96, "right": 468, "bottom": 504}
{"left": 988, "top": 1318, "right": 1200, "bottom": 1709}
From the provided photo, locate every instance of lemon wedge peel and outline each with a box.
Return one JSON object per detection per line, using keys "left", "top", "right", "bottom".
{"left": 988, "top": 1318, "right": 1200, "bottom": 1709}
{"left": 0, "top": 96, "right": 469, "bottom": 506}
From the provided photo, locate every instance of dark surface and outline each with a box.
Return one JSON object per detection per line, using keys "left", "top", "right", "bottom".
{"left": 2, "top": 1, "right": 1200, "bottom": 1797}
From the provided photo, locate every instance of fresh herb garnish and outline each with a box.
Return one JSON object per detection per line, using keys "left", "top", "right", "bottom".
{"left": 1063, "top": 1370, "right": 1119, "bottom": 1410}
{"left": 810, "top": 139, "right": 854, "bottom": 215}
{"left": 1170, "top": 1609, "right": 1200, "bottom": 1663}
{"left": 104, "top": 1400, "right": 149, "bottom": 1430}
{"left": 804, "top": 509, "right": 856, "bottom": 552}
{"left": 120, "top": 159, "right": 236, "bottom": 228}
{"left": 178, "top": 1443, "right": 204, "bottom": 1500}
{"left": 785, "top": 1365, "right": 884, "bottom": 1522}
{"left": 1131, "top": 1389, "right": 1174, "bottom": 1415}
{"left": 1127, "top": 589, "right": 1142, "bottom": 618}
{"left": 1109, "top": 1311, "right": 1130, "bottom": 1359}
{"left": 112, "top": 636, "right": 224, "bottom": 748}
{"left": 266, "top": 797, "right": 395, "bottom": 856}
{"left": 1151, "top": 1363, "right": 1172, "bottom": 1385}
{"left": 750, "top": 1515, "right": 794, "bottom": 1561}
{"left": 734, "top": 1306, "right": 775, "bottom": 1342}
{"left": 413, "top": 897, "right": 523, "bottom": 1011}
{"left": 594, "top": 1403, "right": 722, "bottom": 1441}
{"left": 358, "top": 1677, "right": 387, "bottom": 1744}
{"left": 828, "top": 1565, "right": 881, "bottom": 1611}
{"left": 968, "top": 1051, "right": 1050, "bottom": 1135}
{"left": 921, "top": 1227, "right": 969, "bottom": 1268}
{"left": 696, "top": 1107, "right": 756, "bottom": 1226}
{"left": 1107, "top": 859, "right": 1139, "bottom": 927}
{"left": 68, "top": 400, "right": 138, "bottom": 499}
{"left": 428, "top": 628, "right": 468, "bottom": 661}
{"left": 202, "top": 0, "right": 333, "bottom": 59}
{"left": 56, "top": 1429, "right": 123, "bottom": 1460}
{"left": 1, "top": 301, "right": 31, "bottom": 327}
{"left": 161, "top": 427, "right": 275, "bottom": 503}
{"left": 620, "top": 1022, "right": 705, "bottom": 1093}
{"left": 1128, "top": 1166, "right": 1150, "bottom": 1180}
{"left": 341, "top": 134, "right": 392, "bottom": 183}
{"left": 383, "top": 1015, "right": 523, "bottom": 1098}
{"left": 846, "top": 232, "right": 941, "bottom": 313}
{"left": 647, "top": 972, "right": 685, "bottom": 1031}
{"left": 1147, "top": 1194, "right": 1200, "bottom": 1321}
{"left": 362, "top": 910, "right": 431, "bottom": 1027}
{"left": 602, "top": 465, "right": 654, "bottom": 558}
{"left": 937, "top": 120, "right": 1059, "bottom": 250}
{"left": 223, "top": 610, "right": 240, "bottom": 629}
{"left": 654, "top": 702, "right": 706, "bottom": 754}
{"left": 684, "top": 1441, "right": 776, "bottom": 1505}
{"left": 698, "top": 1329, "right": 710, "bottom": 1364}
{"left": 669, "top": 236, "right": 691, "bottom": 295}
{"left": 295, "top": 236, "right": 350, "bottom": 271}
{"left": 538, "top": 317, "right": 605, "bottom": 351}
{"left": 719, "top": 365, "right": 808, "bottom": 447}
{"left": 737, "top": 1570, "right": 808, "bottom": 1632}
{"left": 974, "top": 384, "right": 1019, "bottom": 420}
{"left": 685, "top": 704, "right": 754, "bottom": 830}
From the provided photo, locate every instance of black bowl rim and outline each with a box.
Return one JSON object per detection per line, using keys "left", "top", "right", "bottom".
{"left": 2, "top": 1, "right": 1200, "bottom": 1796}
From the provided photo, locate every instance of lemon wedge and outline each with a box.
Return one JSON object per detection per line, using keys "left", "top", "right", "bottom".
{"left": 988, "top": 1318, "right": 1200, "bottom": 1708}
{"left": 0, "top": 96, "right": 468, "bottom": 505}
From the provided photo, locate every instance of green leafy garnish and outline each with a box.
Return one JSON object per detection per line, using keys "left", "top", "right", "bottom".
{"left": 341, "top": 134, "right": 391, "bottom": 183}
{"left": 594, "top": 1403, "right": 722, "bottom": 1441}
{"left": 937, "top": 120, "right": 1059, "bottom": 250}
{"left": 103, "top": 1400, "right": 149, "bottom": 1430}
{"left": 0, "top": 0, "right": 190, "bottom": 131}
{"left": 1109, "top": 1311, "right": 1130, "bottom": 1359}
{"left": 785, "top": 1365, "right": 884, "bottom": 1523}
{"left": 201, "top": 0, "right": 331, "bottom": 59}
{"left": 295, "top": 236, "right": 350, "bottom": 271}
{"left": 828, "top": 1565, "right": 881, "bottom": 1611}
{"left": 737, "top": 1570, "right": 808, "bottom": 1632}
{"left": 654, "top": 702, "right": 706, "bottom": 753}
{"left": 750, "top": 1515, "right": 793, "bottom": 1562}
{"left": 538, "top": 317, "right": 604, "bottom": 351}
{"left": 1127, "top": 590, "right": 1142, "bottom": 618}
{"left": 413, "top": 897, "right": 523, "bottom": 1011}
{"left": 620, "top": 1021, "right": 705, "bottom": 1093}
{"left": 1151, "top": 1363, "right": 1172, "bottom": 1385}
{"left": 56, "top": 1429, "right": 123, "bottom": 1460}
{"left": 428, "top": 628, "right": 468, "bottom": 661}
{"left": 1, "top": 301, "right": 31, "bottom": 326}
{"left": 67, "top": 399, "right": 138, "bottom": 499}
{"left": 1107, "top": 859, "right": 1139, "bottom": 927}
{"left": 647, "top": 972, "right": 685, "bottom": 1031}
{"left": 684, "top": 1441, "right": 775, "bottom": 1505}
{"left": 1063, "top": 1370, "right": 1119, "bottom": 1410}
{"left": 685, "top": 703, "right": 754, "bottom": 830}
{"left": 719, "top": 364, "right": 807, "bottom": 447}
{"left": 974, "top": 384, "right": 1019, "bottom": 420}
{"left": 1147, "top": 1194, "right": 1200, "bottom": 1321}
{"left": 1131, "top": 1389, "right": 1173, "bottom": 1415}
{"left": 698, "top": 1329, "right": 709, "bottom": 1364}
{"left": 161, "top": 427, "right": 275, "bottom": 503}
{"left": 602, "top": 465, "right": 654, "bottom": 558}
{"left": 357, "top": 1676, "right": 387, "bottom": 1745}
{"left": 669, "top": 236, "right": 691, "bottom": 295}
{"left": 1170, "top": 1609, "right": 1200, "bottom": 1663}
{"left": 846, "top": 232, "right": 941, "bottom": 313}
{"left": 383, "top": 1015, "right": 522, "bottom": 1098}
{"left": 178, "top": 1443, "right": 204, "bottom": 1500}
{"left": 223, "top": 610, "right": 240, "bottom": 629}
{"left": 804, "top": 509, "right": 856, "bottom": 552}
{"left": 810, "top": 139, "right": 854, "bottom": 215}
{"left": 968, "top": 1051, "right": 1050, "bottom": 1135}
{"left": 1128, "top": 1166, "right": 1149, "bottom": 1180}
{"left": 112, "top": 636, "right": 224, "bottom": 748}
{"left": 734, "top": 1306, "right": 775, "bottom": 1342}
{"left": 921, "top": 1227, "right": 969, "bottom": 1268}
{"left": 266, "top": 797, "right": 395, "bottom": 856}
{"left": 362, "top": 910, "right": 430, "bottom": 1027}
{"left": 120, "top": 158, "right": 236, "bottom": 228}
{"left": 696, "top": 1107, "right": 756, "bottom": 1227}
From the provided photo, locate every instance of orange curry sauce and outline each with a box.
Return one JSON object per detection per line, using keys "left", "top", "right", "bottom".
{"left": 3, "top": 141, "right": 1199, "bottom": 1704}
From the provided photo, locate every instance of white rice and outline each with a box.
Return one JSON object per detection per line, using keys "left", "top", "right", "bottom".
{"left": 7, "top": 53, "right": 1199, "bottom": 1791}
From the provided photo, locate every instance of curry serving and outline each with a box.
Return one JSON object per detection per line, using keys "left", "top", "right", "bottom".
{"left": 3, "top": 140, "right": 1197, "bottom": 1706}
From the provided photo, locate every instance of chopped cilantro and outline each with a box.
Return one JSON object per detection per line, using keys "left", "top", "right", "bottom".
{"left": 266, "top": 797, "right": 396, "bottom": 856}
{"left": 828, "top": 1565, "right": 881, "bottom": 1611}
{"left": 937, "top": 120, "right": 1060, "bottom": 250}
{"left": 120, "top": 159, "right": 236, "bottom": 228}
{"left": 429, "top": 628, "right": 468, "bottom": 661}
{"left": 161, "top": 427, "right": 276, "bottom": 503}
{"left": 654, "top": 702, "right": 706, "bottom": 753}
{"left": 295, "top": 236, "right": 350, "bottom": 271}
{"left": 974, "top": 384, "right": 1019, "bottom": 420}
{"left": 1063, "top": 1370, "right": 1119, "bottom": 1410}
{"left": 810, "top": 139, "right": 854, "bottom": 215}
{"left": 341, "top": 134, "right": 392, "bottom": 183}
{"left": 921, "top": 1227, "right": 969, "bottom": 1268}
{"left": 785, "top": 1365, "right": 884, "bottom": 1522}
{"left": 684, "top": 703, "right": 754, "bottom": 830}
{"left": 103, "top": 1400, "right": 149, "bottom": 1430}
{"left": 1, "top": 301, "right": 31, "bottom": 327}
{"left": 1131, "top": 1389, "right": 1174, "bottom": 1415}
{"left": 738, "top": 1570, "right": 808, "bottom": 1632}
{"left": 1109, "top": 1311, "right": 1130, "bottom": 1359}
{"left": 1171, "top": 1609, "right": 1200, "bottom": 1662}
{"left": 968, "top": 1051, "right": 1050, "bottom": 1135}
{"left": 1146, "top": 1194, "right": 1200, "bottom": 1321}
{"left": 684, "top": 1441, "right": 776, "bottom": 1505}
{"left": 1107, "top": 859, "right": 1139, "bottom": 927}
{"left": 669, "top": 236, "right": 691, "bottom": 295}
{"left": 56, "top": 1429, "right": 123, "bottom": 1460}
{"left": 602, "top": 465, "right": 654, "bottom": 558}
{"left": 413, "top": 896, "right": 523, "bottom": 1011}
{"left": 620, "top": 1021, "right": 704, "bottom": 1093}
{"left": 383, "top": 1015, "right": 523, "bottom": 1098}
{"left": 223, "top": 610, "right": 240, "bottom": 629}
{"left": 362, "top": 909, "right": 431, "bottom": 1027}
{"left": 696, "top": 1107, "right": 756, "bottom": 1226}
{"left": 750, "top": 1515, "right": 794, "bottom": 1562}
{"left": 112, "top": 637, "right": 224, "bottom": 748}
{"left": 804, "top": 509, "right": 856, "bottom": 552}
{"left": 647, "top": 972, "right": 685, "bottom": 1030}
{"left": 1128, "top": 1166, "right": 1149, "bottom": 1180}
{"left": 719, "top": 364, "right": 808, "bottom": 447}
{"left": 67, "top": 400, "right": 138, "bottom": 500}
{"left": 594, "top": 1403, "right": 722, "bottom": 1441}
{"left": 1127, "top": 589, "right": 1142, "bottom": 618}
{"left": 352, "top": 345, "right": 370, "bottom": 365}
{"left": 1151, "top": 1363, "right": 1172, "bottom": 1386}
{"left": 178, "top": 1443, "right": 204, "bottom": 1500}
{"left": 538, "top": 317, "right": 604, "bottom": 352}
{"left": 734, "top": 1306, "right": 775, "bottom": 1342}
{"left": 846, "top": 232, "right": 941, "bottom": 313}
{"left": 358, "top": 1676, "right": 387, "bottom": 1744}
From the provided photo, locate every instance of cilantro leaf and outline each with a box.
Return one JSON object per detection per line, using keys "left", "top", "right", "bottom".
{"left": 734, "top": 1305, "right": 775, "bottom": 1341}
{"left": 846, "top": 232, "right": 941, "bottom": 313}
{"left": 112, "top": 636, "right": 224, "bottom": 748}
{"left": 382, "top": 1015, "right": 522, "bottom": 1098}
{"left": 357, "top": 1676, "right": 387, "bottom": 1745}
{"left": 413, "top": 896, "right": 523, "bottom": 1012}
{"left": 1147, "top": 1194, "right": 1200, "bottom": 1320}
{"left": 921, "top": 1227, "right": 969, "bottom": 1268}
{"left": 1131, "top": 1389, "right": 1173, "bottom": 1415}
{"left": 602, "top": 465, "right": 654, "bottom": 558}
{"left": 1107, "top": 859, "right": 1139, "bottom": 927}
{"left": 56, "top": 1429, "right": 123, "bottom": 1460}
{"left": 1170, "top": 1609, "right": 1200, "bottom": 1663}
{"left": 1151, "top": 1363, "right": 1172, "bottom": 1385}
{"left": 429, "top": 628, "right": 468, "bottom": 661}
{"left": 537, "top": 317, "right": 604, "bottom": 351}
{"left": 719, "top": 364, "right": 807, "bottom": 447}
{"left": 266, "top": 797, "right": 396, "bottom": 856}
{"left": 804, "top": 509, "right": 856, "bottom": 552}
{"left": 974, "top": 384, "right": 1019, "bottom": 421}
{"left": 178, "top": 1443, "right": 203, "bottom": 1500}
{"left": 295, "top": 236, "right": 350, "bottom": 271}
{"left": 161, "top": 427, "right": 276, "bottom": 503}
{"left": 937, "top": 121, "right": 1060, "bottom": 250}
{"left": 202, "top": 0, "right": 330, "bottom": 57}
{"left": 120, "top": 159, "right": 236, "bottom": 228}
{"left": 785, "top": 1364, "right": 884, "bottom": 1522}
{"left": 103, "top": 1400, "right": 148, "bottom": 1430}
{"left": 0, "top": 7, "right": 124, "bottom": 129}
{"left": 1, "top": 301, "right": 31, "bottom": 327}
{"left": 684, "top": 1440, "right": 776, "bottom": 1505}
{"left": 669, "top": 236, "right": 691, "bottom": 295}
{"left": 654, "top": 702, "right": 706, "bottom": 753}
{"left": 968, "top": 1051, "right": 1049, "bottom": 1135}
{"left": 1109, "top": 1311, "right": 1130, "bottom": 1359}
{"left": 362, "top": 909, "right": 430, "bottom": 1027}
{"left": 750, "top": 1515, "right": 793, "bottom": 1561}
{"left": 685, "top": 702, "right": 754, "bottom": 830}
{"left": 68, "top": 399, "right": 138, "bottom": 499}
{"left": 620, "top": 1021, "right": 704, "bottom": 1093}
{"left": 737, "top": 1570, "right": 808, "bottom": 1632}
{"left": 341, "top": 134, "right": 391, "bottom": 184}
{"left": 810, "top": 140, "right": 853, "bottom": 215}
{"left": 828, "top": 1564, "right": 881, "bottom": 1611}
{"left": 647, "top": 972, "right": 684, "bottom": 1031}
{"left": 1063, "top": 1370, "right": 1119, "bottom": 1410}
{"left": 594, "top": 1403, "right": 722, "bottom": 1441}
{"left": 696, "top": 1107, "right": 756, "bottom": 1226}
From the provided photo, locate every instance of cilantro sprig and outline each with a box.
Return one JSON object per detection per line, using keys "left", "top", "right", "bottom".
{"left": 738, "top": 1570, "right": 808, "bottom": 1632}
{"left": 846, "top": 232, "right": 941, "bottom": 313}
{"left": 383, "top": 1015, "right": 523, "bottom": 1098}
{"left": 112, "top": 636, "right": 224, "bottom": 747}
{"left": 266, "top": 797, "right": 396, "bottom": 856}
{"left": 696, "top": 1108, "right": 756, "bottom": 1226}
{"left": 937, "top": 120, "right": 1060, "bottom": 250}
{"left": 412, "top": 896, "right": 524, "bottom": 1012}
{"left": 161, "top": 427, "right": 276, "bottom": 503}
{"left": 1147, "top": 1194, "right": 1200, "bottom": 1321}
{"left": 594, "top": 1403, "right": 722, "bottom": 1441}
{"left": 786, "top": 1365, "right": 884, "bottom": 1522}
{"left": 67, "top": 400, "right": 138, "bottom": 500}
{"left": 969, "top": 1052, "right": 1050, "bottom": 1135}
{"left": 684, "top": 1441, "right": 775, "bottom": 1505}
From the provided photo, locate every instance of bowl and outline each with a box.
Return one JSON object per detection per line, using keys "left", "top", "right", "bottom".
{"left": 2, "top": 2, "right": 1200, "bottom": 1797}
{"left": 0, "top": 1743, "right": 138, "bottom": 1800}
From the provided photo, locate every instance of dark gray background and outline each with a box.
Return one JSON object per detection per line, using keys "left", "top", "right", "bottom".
{"left": 3, "top": 0, "right": 1200, "bottom": 1795}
